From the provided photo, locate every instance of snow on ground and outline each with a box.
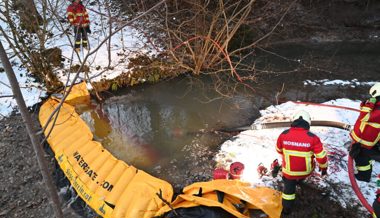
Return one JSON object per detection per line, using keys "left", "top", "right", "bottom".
{"left": 0, "top": 68, "right": 46, "bottom": 118}
{"left": 215, "top": 99, "right": 379, "bottom": 213}
{"left": 0, "top": 0, "right": 150, "bottom": 118}
{"left": 304, "top": 79, "right": 378, "bottom": 87}
{"left": 53, "top": 0, "right": 152, "bottom": 83}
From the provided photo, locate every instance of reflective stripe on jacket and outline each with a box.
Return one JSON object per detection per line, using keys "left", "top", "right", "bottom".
{"left": 67, "top": 2, "right": 90, "bottom": 27}
{"left": 276, "top": 125, "right": 328, "bottom": 180}
{"left": 350, "top": 101, "right": 380, "bottom": 149}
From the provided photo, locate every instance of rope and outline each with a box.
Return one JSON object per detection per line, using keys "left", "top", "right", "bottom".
{"left": 290, "top": 101, "right": 360, "bottom": 112}
{"left": 222, "top": 120, "right": 352, "bottom": 132}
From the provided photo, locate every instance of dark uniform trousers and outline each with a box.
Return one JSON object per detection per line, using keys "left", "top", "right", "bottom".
{"left": 354, "top": 143, "right": 380, "bottom": 182}
{"left": 74, "top": 26, "right": 88, "bottom": 49}
{"left": 282, "top": 177, "right": 304, "bottom": 215}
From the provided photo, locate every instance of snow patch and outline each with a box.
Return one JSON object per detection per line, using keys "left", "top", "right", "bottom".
{"left": 304, "top": 79, "right": 377, "bottom": 87}
{"left": 215, "top": 99, "right": 378, "bottom": 213}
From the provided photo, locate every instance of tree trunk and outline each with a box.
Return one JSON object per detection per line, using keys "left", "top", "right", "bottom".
{"left": 0, "top": 41, "right": 64, "bottom": 218}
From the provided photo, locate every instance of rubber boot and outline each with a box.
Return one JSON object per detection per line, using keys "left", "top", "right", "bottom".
{"left": 373, "top": 199, "right": 380, "bottom": 218}
{"left": 281, "top": 207, "right": 292, "bottom": 218}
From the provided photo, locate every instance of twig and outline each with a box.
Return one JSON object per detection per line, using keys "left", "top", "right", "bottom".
{"left": 275, "top": 83, "right": 285, "bottom": 105}
{"left": 156, "top": 190, "right": 179, "bottom": 217}
{"left": 0, "top": 95, "right": 14, "bottom": 98}
{"left": 0, "top": 80, "right": 11, "bottom": 88}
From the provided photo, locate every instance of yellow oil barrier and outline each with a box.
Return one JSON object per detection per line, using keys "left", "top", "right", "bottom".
{"left": 38, "top": 82, "right": 282, "bottom": 218}
{"left": 156, "top": 180, "right": 282, "bottom": 218}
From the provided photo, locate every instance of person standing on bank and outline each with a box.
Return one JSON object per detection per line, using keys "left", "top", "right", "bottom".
{"left": 67, "top": 0, "right": 91, "bottom": 52}
{"left": 276, "top": 110, "right": 328, "bottom": 217}
{"left": 349, "top": 83, "right": 380, "bottom": 217}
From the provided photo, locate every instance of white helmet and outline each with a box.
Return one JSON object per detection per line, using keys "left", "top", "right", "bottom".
{"left": 292, "top": 110, "right": 311, "bottom": 125}
{"left": 369, "top": 83, "right": 380, "bottom": 98}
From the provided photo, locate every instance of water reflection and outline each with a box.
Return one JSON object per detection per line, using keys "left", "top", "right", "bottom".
{"left": 80, "top": 77, "right": 259, "bottom": 187}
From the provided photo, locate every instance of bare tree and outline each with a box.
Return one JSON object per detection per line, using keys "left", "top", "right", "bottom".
{"left": 117, "top": 0, "right": 300, "bottom": 98}
{"left": 0, "top": 0, "right": 63, "bottom": 92}
{"left": 142, "top": 0, "right": 257, "bottom": 96}
{"left": 0, "top": 41, "right": 63, "bottom": 218}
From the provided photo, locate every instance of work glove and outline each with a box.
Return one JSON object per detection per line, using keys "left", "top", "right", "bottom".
{"left": 86, "top": 26, "right": 91, "bottom": 34}
{"left": 349, "top": 142, "right": 361, "bottom": 159}
{"left": 369, "top": 97, "right": 377, "bottom": 104}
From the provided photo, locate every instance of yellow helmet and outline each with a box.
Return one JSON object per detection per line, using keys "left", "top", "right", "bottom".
{"left": 292, "top": 110, "right": 311, "bottom": 125}
{"left": 369, "top": 83, "right": 380, "bottom": 98}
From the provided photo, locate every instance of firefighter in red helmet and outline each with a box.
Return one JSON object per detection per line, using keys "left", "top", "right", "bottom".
{"left": 276, "top": 110, "right": 328, "bottom": 217}
{"left": 67, "top": 0, "right": 91, "bottom": 52}
{"left": 349, "top": 83, "right": 380, "bottom": 218}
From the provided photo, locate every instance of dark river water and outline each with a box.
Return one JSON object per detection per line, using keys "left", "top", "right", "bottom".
{"left": 72, "top": 41, "right": 379, "bottom": 216}
{"left": 80, "top": 75, "right": 262, "bottom": 187}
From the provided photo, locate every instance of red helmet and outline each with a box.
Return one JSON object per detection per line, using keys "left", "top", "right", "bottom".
{"left": 213, "top": 168, "right": 229, "bottom": 180}
{"left": 229, "top": 162, "right": 245, "bottom": 180}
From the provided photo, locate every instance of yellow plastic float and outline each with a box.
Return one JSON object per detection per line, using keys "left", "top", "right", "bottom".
{"left": 38, "top": 82, "right": 282, "bottom": 218}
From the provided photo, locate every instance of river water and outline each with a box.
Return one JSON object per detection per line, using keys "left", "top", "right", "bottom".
{"left": 80, "top": 75, "right": 262, "bottom": 189}
{"left": 79, "top": 41, "right": 379, "bottom": 191}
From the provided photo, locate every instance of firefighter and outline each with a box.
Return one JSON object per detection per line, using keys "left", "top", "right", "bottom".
{"left": 348, "top": 83, "right": 380, "bottom": 217}
{"left": 276, "top": 110, "right": 328, "bottom": 216}
{"left": 67, "top": 0, "right": 91, "bottom": 52}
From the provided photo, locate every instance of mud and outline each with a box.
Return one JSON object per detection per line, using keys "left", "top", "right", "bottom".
{"left": 0, "top": 113, "right": 81, "bottom": 218}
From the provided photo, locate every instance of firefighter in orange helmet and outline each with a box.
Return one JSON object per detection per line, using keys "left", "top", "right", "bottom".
{"left": 348, "top": 83, "right": 380, "bottom": 218}
{"left": 276, "top": 110, "right": 328, "bottom": 216}
{"left": 67, "top": 0, "right": 91, "bottom": 52}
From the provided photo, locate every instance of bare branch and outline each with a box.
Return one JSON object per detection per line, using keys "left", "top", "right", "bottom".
{"left": 0, "top": 95, "right": 14, "bottom": 98}
{"left": 0, "top": 80, "right": 11, "bottom": 88}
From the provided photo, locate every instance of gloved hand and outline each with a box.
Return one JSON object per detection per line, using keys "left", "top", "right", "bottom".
{"left": 369, "top": 97, "right": 377, "bottom": 104}
{"left": 86, "top": 26, "right": 91, "bottom": 34}
{"left": 349, "top": 142, "right": 361, "bottom": 159}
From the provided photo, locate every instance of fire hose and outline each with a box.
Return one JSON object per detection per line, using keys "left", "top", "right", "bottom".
{"left": 221, "top": 102, "right": 375, "bottom": 216}
{"left": 293, "top": 102, "right": 375, "bottom": 215}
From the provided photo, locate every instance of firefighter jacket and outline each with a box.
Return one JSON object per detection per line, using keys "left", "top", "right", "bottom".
{"left": 350, "top": 101, "right": 380, "bottom": 149}
{"left": 67, "top": 2, "right": 90, "bottom": 27}
{"left": 276, "top": 120, "right": 328, "bottom": 180}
